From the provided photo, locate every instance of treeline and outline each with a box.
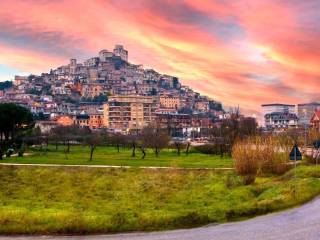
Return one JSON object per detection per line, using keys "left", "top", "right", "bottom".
{"left": 21, "top": 124, "right": 172, "bottom": 161}
{"left": 0, "top": 103, "right": 260, "bottom": 161}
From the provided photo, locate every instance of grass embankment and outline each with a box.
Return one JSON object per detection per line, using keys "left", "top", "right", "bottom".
{"left": 0, "top": 165, "right": 319, "bottom": 234}
{"left": 1, "top": 146, "right": 233, "bottom": 168}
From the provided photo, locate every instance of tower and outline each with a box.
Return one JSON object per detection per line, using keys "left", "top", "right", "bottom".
{"left": 70, "top": 58, "right": 77, "bottom": 74}
{"left": 113, "top": 45, "right": 128, "bottom": 61}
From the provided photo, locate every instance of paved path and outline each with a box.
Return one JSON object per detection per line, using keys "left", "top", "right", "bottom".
{"left": 0, "top": 163, "right": 233, "bottom": 170}
{"left": 1, "top": 197, "right": 320, "bottom": 240}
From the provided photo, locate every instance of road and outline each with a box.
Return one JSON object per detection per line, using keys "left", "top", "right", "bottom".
{"left": 1, "top": 198, "right": 320, "bottom": 240}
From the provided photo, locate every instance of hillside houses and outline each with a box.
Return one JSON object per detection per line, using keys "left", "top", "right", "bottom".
{"left": 1, "top": 45, "right": 224, "bottom": 134}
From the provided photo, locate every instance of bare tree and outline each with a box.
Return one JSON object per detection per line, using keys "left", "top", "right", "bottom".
{"left": 175, "top": 141, "right": 182, "bottom": 155}
{"left": 109, "top": 133, "right": 125, "bottom": 153}
{"left": 127, "top": 132, "right": 138, "bottom": 157}
{"left": 50, "top": 126, "right": 66, "bottom": 151}
{"left": 140, "top": 125, "right": 171, "bottom": 157}
{"left": 84, "top": 131, "right": 103, "bottom": 161}
{"left": 185, "top": 141, "right": 191, "bottom": 155}
{"left": 67, "top": 126, "right": 90, "bottom": 153}
{"left": 139, "top": 145, "right": 146, "bottom": 159}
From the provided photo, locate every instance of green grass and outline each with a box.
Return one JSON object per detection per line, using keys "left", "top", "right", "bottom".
{"left": 0, "top": 165, "right": 319, "bottom": 234}
{"left": 1, "top": 145, "right": 233, "bottom": 168}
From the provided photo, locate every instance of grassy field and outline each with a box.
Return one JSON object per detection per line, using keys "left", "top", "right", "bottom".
{"left": 0, "top": 165, "right": 319, "bottom": 234}
{"left": 0, "top": 145, "right": 233, "bottom": 168}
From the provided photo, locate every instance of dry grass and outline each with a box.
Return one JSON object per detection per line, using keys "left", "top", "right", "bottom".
{"left": 233, "top": 136, "right": 293, "bottom": 184}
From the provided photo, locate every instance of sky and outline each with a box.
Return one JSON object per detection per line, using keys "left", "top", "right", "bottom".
{"left": 0, "top": 0, "right": 319, "bottom": 117}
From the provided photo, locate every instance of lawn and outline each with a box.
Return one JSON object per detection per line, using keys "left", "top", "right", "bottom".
{"left": 0, "top": 165, "right": 319, "bottom": 234}
{"left": 1, "top": 145, "right": 233, "bottom": 168}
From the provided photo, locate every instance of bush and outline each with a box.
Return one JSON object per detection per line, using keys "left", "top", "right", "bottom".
{"left": 232, "top": 136, "right": 292, "bottom": 184}
{"left": 258, "top": 136, "right": 291, "bottom": 175}
{"left": 232, "top": 138, "right": 258, "bottom": 184}
{"left": 304, "top": 154, "right": 320, "bottom": 165}
{"left": 194, "top": 144, "right": 220, "bottom": 155}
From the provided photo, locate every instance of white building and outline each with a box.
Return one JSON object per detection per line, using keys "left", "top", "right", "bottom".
{"left": 264, "top": 112, "right": 298, "bottom": 130}
{"left": 262, "top": 103, "right": 298, "bottom": 129}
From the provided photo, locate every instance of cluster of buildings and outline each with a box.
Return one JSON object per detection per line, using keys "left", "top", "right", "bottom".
{"left": 262, "top": 103, "right": 320, "bottom": 131}
{"left": 1, "top": 45, "right": 224, "bottom": 137}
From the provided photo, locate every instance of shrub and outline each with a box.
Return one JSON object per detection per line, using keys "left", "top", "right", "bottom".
{"left": 194, "top": 144, "right": 220, "bottom": 155}
{"left": 304, "top": 154, "right": 320, "bottom": 165}
{"left": 232, "top": 136, "right": 292, "bottom": 183}
{"left": 232, "top": 138, "right": 258, "bottom": 184}
{"left": 259, "top": 136, "right": 291, "bottom": 175}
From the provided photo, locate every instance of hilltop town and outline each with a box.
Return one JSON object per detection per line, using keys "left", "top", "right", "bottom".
{"left": 0, "top": 45, "right": 224, "bottom": 136}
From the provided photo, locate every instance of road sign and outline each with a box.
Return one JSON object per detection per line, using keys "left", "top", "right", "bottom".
{"left": 289, "top": 144, "right": 302, "bottom": 200}
{"left": 289, "top": 144, "right": 302, "bottom": 161}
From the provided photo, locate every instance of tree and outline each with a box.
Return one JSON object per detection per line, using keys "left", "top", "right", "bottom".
{"left": 109, "top": 133, "right": 125, "bottom": 153}
{"left": 140, "top": 126, "right": 170, "bottom": 157}
{"left": 50, "top": 126, "right": 66, "bottom": 151}
{"left": 217, "top": 108, "right": 257, "bottom": 154}
{"left": 84, "top": 131, "right": 103, "bottom": 161}
{"left": 239, "top": 117, "right": 258, "bottom": 137}
{"left": 51, "top": 125, "right": 90, "bottom": 155}
{"left": 127, "top": 132, "right": 138, "bottom": 157}
{"left": 173, "top": 141, "right": 187, "bottom": 156}
{"left": 23, "top": 126, "right": 50, "bottom": 155}
{"left": 0, "top": 103, "right": 34, "bottom": 143}
{"left": 174, "top": 141, "right": 182, "bottom": 155}
{"left": 26, "top": 88, "right": 41, "bottom": 95}
{"left": 0, "top": 81, "right": 13, "bottom": 90}
{"left": 34, "top": 112, "right": 49, "bottom": 121}
{"left": 185, "top": 141, "right": 191, "bottom": 155}
{"left": 81, "top": 94, "right": 109, "bottom": 104}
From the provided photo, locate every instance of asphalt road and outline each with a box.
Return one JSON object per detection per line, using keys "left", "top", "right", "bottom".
{"left": 1, "top": 197, "right": 320, "bottom": 240}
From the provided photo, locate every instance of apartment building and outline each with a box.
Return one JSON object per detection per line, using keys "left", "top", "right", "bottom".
{"left": 159, "top": 96, "right": 180, "bottom": 110}
{"left": 103, "top": 95, "right": 158, "bottom": 131}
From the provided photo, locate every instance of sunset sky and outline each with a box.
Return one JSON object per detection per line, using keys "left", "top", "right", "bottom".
{"left": 0, "top": 0, "right": 319, "bottom": 117}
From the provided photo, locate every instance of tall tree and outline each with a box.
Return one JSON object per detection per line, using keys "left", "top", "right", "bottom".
{"left": 0, "top": 103, "right": 33, "bottom": 142}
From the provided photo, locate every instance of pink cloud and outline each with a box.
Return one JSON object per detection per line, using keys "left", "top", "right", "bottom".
{"left": 0, "top": 0, "right": 319, "bottom": 116}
